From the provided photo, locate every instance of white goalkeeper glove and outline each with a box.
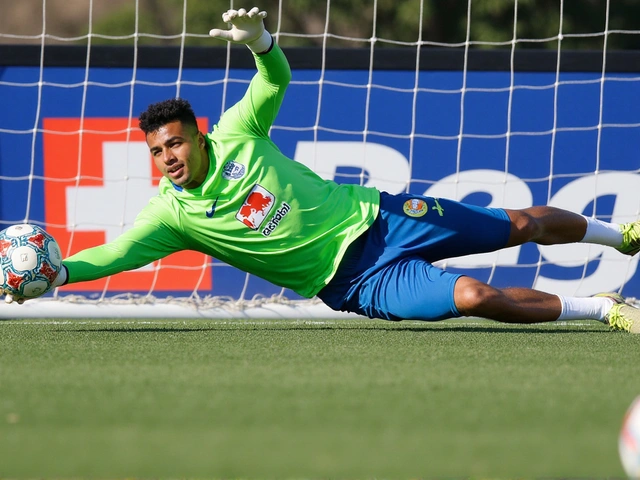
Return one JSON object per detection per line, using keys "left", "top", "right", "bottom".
{"left": 209, "top": 7, "right": 272, "bottom": 53}
{"left": 1, "top": 265, "right": 68, "bottom": 305}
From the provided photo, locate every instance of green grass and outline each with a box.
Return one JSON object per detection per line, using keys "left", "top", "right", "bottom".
{"left": 0, "top": 317, "right": 639, "bottom": 479}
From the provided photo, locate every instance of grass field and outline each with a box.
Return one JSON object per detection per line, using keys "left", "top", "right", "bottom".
{"left": 1, "top": 317, "right": 639, "bottom": 479}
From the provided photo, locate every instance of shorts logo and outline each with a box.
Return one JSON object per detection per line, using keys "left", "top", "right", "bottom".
{"left": 403, "top": 198, "right": 428, "bottom": 217}
{"left": 236, "top": 184, "right": 275, "bottom": 230}
{"left": 222, "top": 160, "right": 246, "bottom": 180}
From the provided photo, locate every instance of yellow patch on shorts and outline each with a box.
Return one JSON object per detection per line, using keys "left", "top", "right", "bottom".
{"left": 402, "top": 198, "right": 428, "bottom": 217}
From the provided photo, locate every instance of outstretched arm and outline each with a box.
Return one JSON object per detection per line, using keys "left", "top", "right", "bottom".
{"left": 2, "top": 207, "right": 183, "bottom": 304}
{"left": 60, "top": 222, "right": 181, "bottom": 285}
{"left": 209, "top": 7, "right": 292, "bottom": 137}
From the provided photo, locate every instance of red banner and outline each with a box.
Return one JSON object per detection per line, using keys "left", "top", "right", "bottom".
{"left": 43, "top": 118, "right": 212, "bottom": 292}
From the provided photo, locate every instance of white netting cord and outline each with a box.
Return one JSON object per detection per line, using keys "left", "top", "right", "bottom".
{"left": 54, "top": 290, "right": 325, "bottom": 309}
{"left": 23, "top": 0, "right": 48, "bottom": 225}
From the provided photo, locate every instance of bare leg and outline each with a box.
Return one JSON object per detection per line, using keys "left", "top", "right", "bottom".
{"left": 450, "top": 207, "right": 575, "bottom": 323}
{"left": 454, "top": 276, "right": 561, "bottom": 323}
{"left": 450, "top": 206, "right": 636, "bottom": 326}
{"left": 504, "top": 206, "right": 587, "bottom": 247}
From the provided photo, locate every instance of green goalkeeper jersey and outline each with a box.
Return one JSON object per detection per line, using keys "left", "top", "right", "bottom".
{"left": 63, "top": 42, "right": 380, "bottom": 298}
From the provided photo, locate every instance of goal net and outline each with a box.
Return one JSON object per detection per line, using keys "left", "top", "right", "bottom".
{"left": 1, "top": 0, "right": 639, "bottom": 318}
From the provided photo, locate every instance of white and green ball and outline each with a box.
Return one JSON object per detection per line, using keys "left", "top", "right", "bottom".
{"left": 0, "top": 224, "right": 62, "bottom": 298}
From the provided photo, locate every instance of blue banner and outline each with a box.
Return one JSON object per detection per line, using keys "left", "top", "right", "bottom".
{"left": 1, "top": 64, "right": 638, "bottom": 299}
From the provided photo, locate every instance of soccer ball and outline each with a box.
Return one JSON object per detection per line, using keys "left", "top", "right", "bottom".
{"left": 0, "top": 224, "right": 63, "bottom": 299}
{"left": 620, "top": 395, "right": 640, "bottom": 478}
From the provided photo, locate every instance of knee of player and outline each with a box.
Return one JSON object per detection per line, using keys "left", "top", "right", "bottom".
{"left": 454, "top": 278, "right": 501, "bottom": 315}
{"left": 511, "top": 210, "right": 542, "bottom": 243}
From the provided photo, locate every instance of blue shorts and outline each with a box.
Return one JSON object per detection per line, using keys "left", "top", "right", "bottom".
{"left": 317, "top": 192, "right": 511, "bottom": 321}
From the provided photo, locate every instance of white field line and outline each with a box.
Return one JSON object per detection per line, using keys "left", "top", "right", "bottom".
{"left": 0, "top": 319, "right": 597, "bottom": 327}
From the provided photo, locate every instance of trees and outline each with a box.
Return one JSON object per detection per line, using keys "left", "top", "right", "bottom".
{"left": 85, "top": 0, "right": 640, "bottom": 50}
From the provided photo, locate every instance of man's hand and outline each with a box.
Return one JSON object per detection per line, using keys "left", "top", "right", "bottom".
{"left": 0, "top": 287, "right": 26, "bottom": 305}
{"left": 1, "top": 265, "right": 67, "bottom": 305}
{"left": 209, "top": 7, "right": 272, "bottom": 53}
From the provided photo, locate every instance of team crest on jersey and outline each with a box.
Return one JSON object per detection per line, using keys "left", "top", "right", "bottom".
{"left": 236, "top": 184, "right": 275, "bottom": 230}
{"left": 222, "top": 160, "right": 246, "bottom": 180}
{"left": 403, "top": 198, "right": 428, "bottom": 217}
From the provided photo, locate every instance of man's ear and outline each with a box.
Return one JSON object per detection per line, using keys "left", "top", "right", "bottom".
{"left": 197, "top": 131, "right": 206, "bottom": 149}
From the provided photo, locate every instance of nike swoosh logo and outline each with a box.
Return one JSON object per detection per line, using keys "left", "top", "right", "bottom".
{"left": 205, "top": 197, "right": 219, "bottom": 218}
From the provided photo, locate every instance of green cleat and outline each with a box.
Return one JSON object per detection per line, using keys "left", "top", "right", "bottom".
{"left": 617, "top": 221, "right": 640, "bottom": 256}
{"left": 603, "top": 298, "right": 640, "bottom": 334}
{"left": 594, "top": 292, "right": 627, "bottom": 304}
{"left": 594, "top": 293, "right": 640, "bottom": 333}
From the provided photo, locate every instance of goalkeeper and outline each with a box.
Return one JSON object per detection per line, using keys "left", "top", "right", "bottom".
{"left": 6, "top": 7, "right": 640, "bottom": 333}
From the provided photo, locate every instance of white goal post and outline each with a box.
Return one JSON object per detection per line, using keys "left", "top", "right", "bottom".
{"left": 0, "top": 1, "right": 639, "bottom": 319}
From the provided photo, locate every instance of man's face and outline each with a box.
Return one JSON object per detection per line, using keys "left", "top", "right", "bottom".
{"left": 147, "top": 120, "right": 209, "bottom": 189}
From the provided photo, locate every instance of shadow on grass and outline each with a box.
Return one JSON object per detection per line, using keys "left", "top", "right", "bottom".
{"left": 60, "top": 322, "right": 609, "bottom": 335}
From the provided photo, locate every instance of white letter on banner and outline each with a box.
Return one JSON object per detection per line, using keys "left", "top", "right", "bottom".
{"left": 424, "top": 170, "right": 532, "bottom": 267}
{"left": 534, "top": 172, "right": 639, "bottom": 296}
{"left": 293, "top": 141, "right": 410, "bottom": 194}
{"left": 66, "top": 141, "right": 157, "bottom": 271}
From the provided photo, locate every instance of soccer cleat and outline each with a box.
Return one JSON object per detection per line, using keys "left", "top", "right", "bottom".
{"left": 594, "top": 292, "right": 627, "bottom": 304}
{"left": 617, "top": 221, "right": 640, "bottom": 256}
{"left": 597, "top": 293, "right": 640, "bottom": 333}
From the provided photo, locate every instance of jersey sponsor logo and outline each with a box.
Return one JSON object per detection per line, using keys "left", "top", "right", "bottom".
{"left": 403, "top": 198, "right": 428, "bottom": 217}
{"left": 205, "top": 197, "right": 219, "bottom": 218}
{"left": 236, "top": 184, "right": 275, "bottom": 230}
{"left": 222, "top": 160, "right": 246, "bottom": 180}
{"left": 261, "top": 202, "right": 291, "bottom": 236}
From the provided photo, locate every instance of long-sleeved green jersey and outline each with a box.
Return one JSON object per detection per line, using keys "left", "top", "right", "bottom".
{"left": 63, "top": 42, "right": 380, "bottom": 298}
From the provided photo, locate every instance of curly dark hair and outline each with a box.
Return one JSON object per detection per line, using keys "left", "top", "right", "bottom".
{"left": 138, "top": 98, "right": 198, "bottom": 135}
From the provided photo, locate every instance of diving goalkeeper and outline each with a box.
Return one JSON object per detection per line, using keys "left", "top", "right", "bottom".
{"left": 5, "top": 7, "right": 640, "bottom": 333}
